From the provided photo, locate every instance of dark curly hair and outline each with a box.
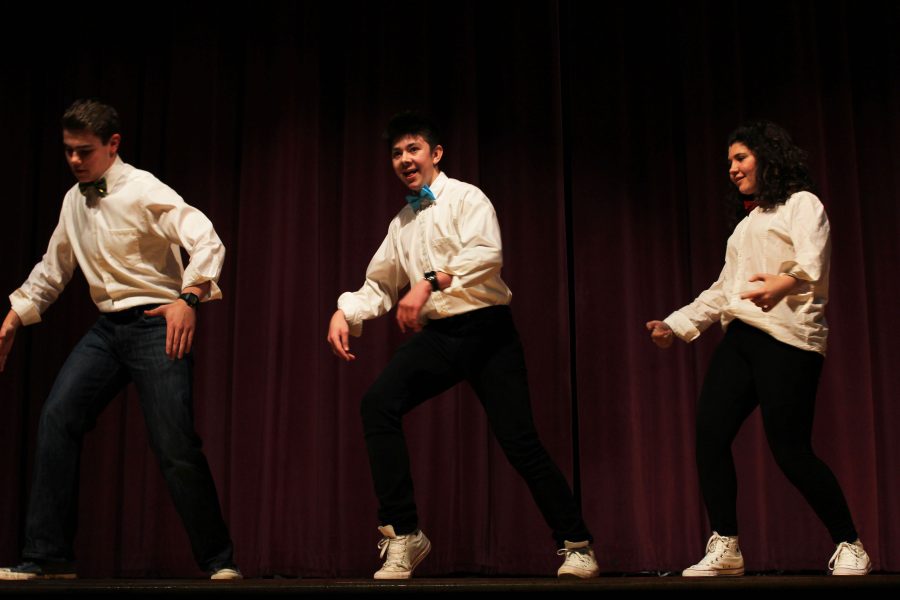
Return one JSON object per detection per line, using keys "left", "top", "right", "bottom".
{"left": 727, "top": 120, "right": 814, "bottom": 209}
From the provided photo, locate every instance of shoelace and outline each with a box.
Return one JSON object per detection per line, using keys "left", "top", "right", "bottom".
{"left": 698, "top": 534, "right": 731, "bottom": 565}
{"left": 378, "top": 535, "right": 410, "bottom": 569}
{"left": 828, "top": 542, "right": 861, "bottom": 571}
{"left": 557, "top": 547, "right": 593, "bottom": 566}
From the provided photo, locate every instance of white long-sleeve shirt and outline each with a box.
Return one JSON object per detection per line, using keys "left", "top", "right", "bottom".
{"left": 338, "top": 171, "right": 512, "bottom": 336}
{"left": 664, "top": 191, "right": 830, "bottom": 354}
{"left": 10, "top": 156, "right": 225, "bottom": 325}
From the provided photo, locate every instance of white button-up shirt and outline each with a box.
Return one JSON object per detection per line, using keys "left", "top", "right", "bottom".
{"left": 10, "top": 156, "right": 225, "bottom": 325}
{"left": 338, "top": 172, "right": 512, "bottom": 336}
{"left": 664, "top": 191, "right": 831, "bottom": 354}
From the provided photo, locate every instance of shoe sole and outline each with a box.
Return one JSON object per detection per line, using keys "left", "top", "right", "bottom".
{"left": 832, "top": 567, "right": 872, "bottom": 576}
{"left": 0, "top": 573, "right": 77, "bottom": 581}
{"left": 558, "top": 568, "right": 600, "bottom": 579}
{"left": 682, "top": 567, "right": 744, "bottom": 577}
{"left": 374, "top": 539, "right": 432, "bottom": 580}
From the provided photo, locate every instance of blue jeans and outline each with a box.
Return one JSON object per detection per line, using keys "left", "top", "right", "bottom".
{"left": 22, "top": 308, "right": 234, "bottom": 572}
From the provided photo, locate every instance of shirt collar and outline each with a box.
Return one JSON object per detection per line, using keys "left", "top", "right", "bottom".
{"left": 427, "top": 171, "right": 448, "bottom": 198}
{"left": 101, "top": 155, "right": 126, "bottom": 192}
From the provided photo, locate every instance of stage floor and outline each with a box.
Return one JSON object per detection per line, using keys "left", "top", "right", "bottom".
{"left": 1, "top": 575, "right": 898, "bottom": 595}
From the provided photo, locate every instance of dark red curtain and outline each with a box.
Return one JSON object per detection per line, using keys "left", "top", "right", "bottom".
{"left": 0, "top": 0, "right": 897, "bottom": 577}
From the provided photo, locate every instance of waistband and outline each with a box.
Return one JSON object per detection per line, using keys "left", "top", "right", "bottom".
{"left": 100, "top": 304, "right": 162, "bottom": 324}
{"left": 425, "top": 304, "right": 512, "bottom": 331}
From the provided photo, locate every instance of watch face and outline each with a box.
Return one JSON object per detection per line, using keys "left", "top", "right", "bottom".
{"left": 180, "top": 293, "right": 199, "bottom": 307}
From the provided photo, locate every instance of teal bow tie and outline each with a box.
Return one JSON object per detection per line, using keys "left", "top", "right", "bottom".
{"left": 79, "top": 178, "right": 107, "bottom": 198}
{"left": 405, "top": 184, "right": 436, "bottom": 212}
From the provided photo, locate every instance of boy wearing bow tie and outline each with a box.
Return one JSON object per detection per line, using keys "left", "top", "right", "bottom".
{"left": 0, "top": 100, "right": 239, "bottom": 581}
{"left": 327, "top": 111, "right": 597, "bottom": 580}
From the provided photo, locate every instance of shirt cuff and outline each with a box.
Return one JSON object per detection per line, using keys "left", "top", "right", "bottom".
{"left": 337, "top": 293, "right": 364, "bottom": 337}
{"left": 442, "top": 274, "right": 464, "bottom": 295}
{"left": 9, "top": 291, "right": 42, "bottom": 326}
{"left": 182, "top": 269, "right": 223, "bottom": 302}
{"left": 664, "top": 311, "right": 700, "bottom": 343}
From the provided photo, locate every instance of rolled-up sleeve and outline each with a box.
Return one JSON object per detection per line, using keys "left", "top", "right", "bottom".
{"left": 9, "top": 206, "right": 78, "bottom": 326}
{"left": 664, "top": 263, "right": 731, "bottom": 343}
{"left": 778, "top": 192, "right": 830, "bottom": 284}
{"left": 145, "top": 184, "right": 225, "bottom": 301}
{"left": 338, "top": 222, "right": 408, "bottom": 337}
{"left": 439, "top": 192, "right": 503, "bottom": 295}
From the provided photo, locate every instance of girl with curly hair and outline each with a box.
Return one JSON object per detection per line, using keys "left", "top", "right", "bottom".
{"left": 646, "top": 121, "right": 871, "bottom": 577}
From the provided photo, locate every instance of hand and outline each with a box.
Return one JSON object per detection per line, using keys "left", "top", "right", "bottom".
{"left": 144, "top": 300, "right": 197, "bottom": 360}
{"left": 327, "top": 310, "right": 356, "bottom": 361}
{"left": 646, "top": 320, "right": 674, "bottom": 349}
{"left": 0, "top": 310, "right": 22, "bottom": 372}
{"left": 740, "top": 273, "right": 797, "bottom": 312}
{"left": 396, "top": 280, "right": 432, "bottom": 333}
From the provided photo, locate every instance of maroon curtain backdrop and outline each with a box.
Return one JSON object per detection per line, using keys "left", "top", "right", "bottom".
{"left": 0, "top": 0, "right": 897, "bottom": 577}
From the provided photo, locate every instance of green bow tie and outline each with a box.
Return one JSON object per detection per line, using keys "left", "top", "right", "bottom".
{"left": 79, "top": 178, "right": 107, "bottom": 198}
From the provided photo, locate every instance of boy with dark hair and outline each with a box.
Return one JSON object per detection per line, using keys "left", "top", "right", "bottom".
{"left": 0, "top": 99, "right": 240, "bottom": 580}
{"left": 327, "top": 111, "right": 598, "bottom": 580}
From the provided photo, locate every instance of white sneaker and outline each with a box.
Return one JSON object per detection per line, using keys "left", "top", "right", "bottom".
{"left": 829, "top": 539, "right": 872, "bottom": 575}
{"left": 210, "top": 566, "right": 243, "bottom": 580}
{"left": 0, "top": 561, "right": 76, "bottom": 580}
{"left": 374, "top": 525, "right": 431, "bottom": 580}
{"left": 682, "top": 532, "right": 744, "bottom": 577}
{"left": 557, "top": 540, "right": 599, "bottom": 578}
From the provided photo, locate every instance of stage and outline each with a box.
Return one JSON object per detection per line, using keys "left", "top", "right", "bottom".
{"left": 1, "top": 575, "right": 898, "bottom": 595}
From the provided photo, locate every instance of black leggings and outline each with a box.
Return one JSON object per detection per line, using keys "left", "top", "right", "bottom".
{"left": 695, "top": 319, "right": 857, "bottom": 544}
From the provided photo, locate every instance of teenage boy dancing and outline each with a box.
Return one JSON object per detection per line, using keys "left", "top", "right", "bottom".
{"left": 0, "top": 100, "right": 239, "bottom": 580}
{"left": 327, "top": 112, "right": 598, "bottom": 580}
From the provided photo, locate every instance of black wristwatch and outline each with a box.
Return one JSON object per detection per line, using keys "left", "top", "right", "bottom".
{"left": 178, "top": 292, "right": 200, "bottom": 309}
{"left": 424, "top": 271, "right": 440, "bottom": 292}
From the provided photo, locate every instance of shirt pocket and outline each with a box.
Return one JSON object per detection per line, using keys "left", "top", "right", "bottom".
{"left": 754, "top": 226, "right": 795, "bottom": 275}
{"left": 430, "top": 235, "right": 461, "bottom": 269}
{"left": 99, "top": 227, "right": 143, "bottom": 267}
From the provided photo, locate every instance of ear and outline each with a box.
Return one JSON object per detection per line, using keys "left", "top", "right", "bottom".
{"left": 107, "top": 133, "right": 121, "bottom": 155}
{"left": 431, "top": 144, "right": 443, "bottom": 166}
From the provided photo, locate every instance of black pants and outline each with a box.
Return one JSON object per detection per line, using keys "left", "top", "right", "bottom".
{"left": 360, "top": 305, "right": 591, "bottom": 547}
{"left": 696, "top": 319, "right": 857, "bottom": 543}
